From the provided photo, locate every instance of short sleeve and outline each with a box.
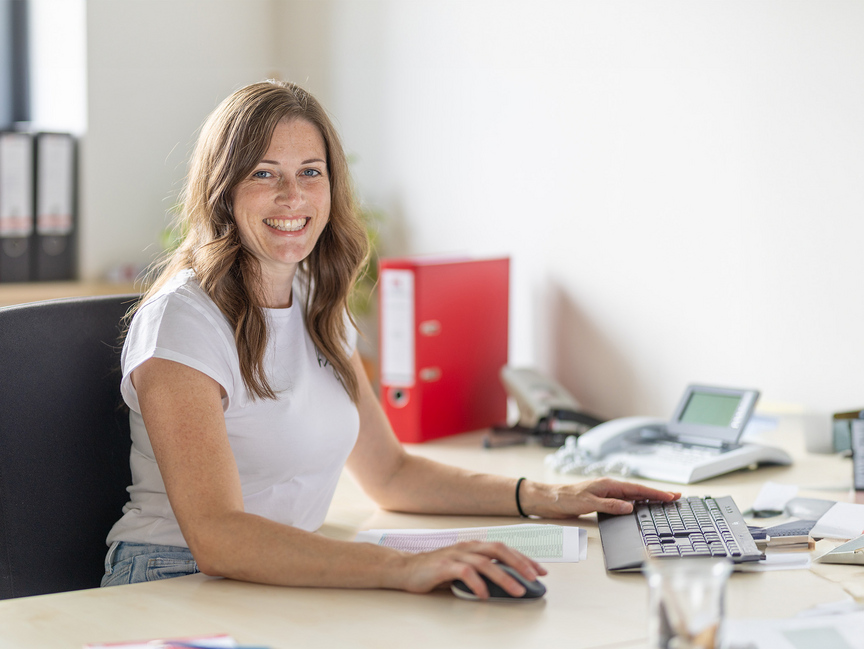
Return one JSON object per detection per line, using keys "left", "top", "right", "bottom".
{"left": 121, "top": 290, "right": 238, "bottom": 413}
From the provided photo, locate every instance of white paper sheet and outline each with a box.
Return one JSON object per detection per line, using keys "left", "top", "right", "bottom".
{"left": 724, "top": 610, "right": 864, "bottom": 649}
{"left": 811, "top": 503, "right": 864, "bottom": 540}
{"left": 751, "top": 481, "right": 800, "bottom": 513}
{"left": 354, "top": 523, "right": 587, "bottom": 562}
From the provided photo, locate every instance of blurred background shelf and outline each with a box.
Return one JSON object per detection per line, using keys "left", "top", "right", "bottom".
{"left": 0, "top": 281, "right": 139, "bottom": 308}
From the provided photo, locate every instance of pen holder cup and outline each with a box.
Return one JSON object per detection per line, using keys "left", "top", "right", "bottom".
{"left": 644, "top": 557, "right": 732, "bottom": 649}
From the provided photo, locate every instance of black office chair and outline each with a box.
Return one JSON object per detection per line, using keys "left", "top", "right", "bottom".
{"left": 0, "top": 293, "right": 139, "bottom": 599}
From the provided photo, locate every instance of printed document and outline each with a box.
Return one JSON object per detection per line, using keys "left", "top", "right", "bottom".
{"left": 354, "top": 523, "right": 587, "bottom": 562}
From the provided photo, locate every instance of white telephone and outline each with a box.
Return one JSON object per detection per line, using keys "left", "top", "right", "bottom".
{"left": 547, "top": 384, "right": 792, "bottom": 484}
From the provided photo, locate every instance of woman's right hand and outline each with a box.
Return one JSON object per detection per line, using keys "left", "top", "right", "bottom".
{"left": 393, "top": 541, "right": 546, "bottom": 599}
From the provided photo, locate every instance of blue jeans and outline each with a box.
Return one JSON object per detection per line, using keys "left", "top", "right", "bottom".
{"left": 101, "top": 540, "right": 200, "bottom": 587}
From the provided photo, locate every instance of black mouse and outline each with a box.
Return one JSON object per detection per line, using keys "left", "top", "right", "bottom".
{"left": 450, "top": 564, "right": 546, "bottom": 601}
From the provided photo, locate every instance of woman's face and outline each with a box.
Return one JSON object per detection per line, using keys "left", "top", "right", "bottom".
{"left": 232, "top": 118, "right": 331, "bottom": 292}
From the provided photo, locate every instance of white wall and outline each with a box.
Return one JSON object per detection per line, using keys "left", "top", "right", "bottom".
{"left": 81, "top": 0, "right": 280, "bottom": 279}
{"left": 312, "top": 1, "right": 864, "bottom": 418}
{"left": 29, "top": 0, "right": 87, "bottom": 134}
{"left": 81, "top": 1, "right": 864, "bottom": 419}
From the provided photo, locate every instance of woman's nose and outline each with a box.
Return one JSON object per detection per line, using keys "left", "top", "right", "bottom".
{"left": 276, "top": 177, "right": 302, "bottom": 205}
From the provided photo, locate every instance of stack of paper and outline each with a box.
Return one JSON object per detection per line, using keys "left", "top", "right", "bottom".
{"left": 354, "top": 523, "right": 587, "bottom": 562}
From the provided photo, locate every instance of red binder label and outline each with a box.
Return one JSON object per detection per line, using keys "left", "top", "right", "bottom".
{"left": 380, "top": 269, "right": 415, "bottom": 388}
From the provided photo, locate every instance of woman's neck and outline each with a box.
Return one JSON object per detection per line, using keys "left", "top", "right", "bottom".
{"left": 258, "top": 267, "right": 297, "bottom": 309}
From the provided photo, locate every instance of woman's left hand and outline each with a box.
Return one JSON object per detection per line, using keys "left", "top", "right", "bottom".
{"left": 522, "top": 477, "right": 680, "bottom": 518}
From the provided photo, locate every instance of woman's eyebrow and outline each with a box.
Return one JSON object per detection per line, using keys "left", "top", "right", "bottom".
{"left": 258, "top": 158, "right": 326, "bottom": 165}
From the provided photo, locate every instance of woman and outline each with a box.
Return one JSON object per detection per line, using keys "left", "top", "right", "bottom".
{"left": 103, "top": 80, "right": 678, "bottom": 599}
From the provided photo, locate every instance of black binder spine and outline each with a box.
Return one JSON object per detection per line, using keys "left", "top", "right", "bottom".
{"left": 0, "top": 131, "right": 34, "bottom": 283}
{"left": 34, "top": 132, "right": 76, "bottom": 281}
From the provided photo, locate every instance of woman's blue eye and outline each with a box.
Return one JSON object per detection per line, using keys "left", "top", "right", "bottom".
{"left": 253, "top": 170, "right": 272, "bottom": 179}
{"left": 302, "top": 169, "right": 321, "bottom": 177}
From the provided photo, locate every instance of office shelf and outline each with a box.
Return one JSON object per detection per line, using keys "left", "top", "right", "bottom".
{"left": 0, "top": 281, "right": 139, "bottom": 308}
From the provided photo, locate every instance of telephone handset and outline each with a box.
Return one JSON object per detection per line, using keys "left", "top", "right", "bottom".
{"left": 575, "top": 415, "right": 666, "bottom": 457}
{"left": 486, "top": 367, "right": 604, "bottom": 447}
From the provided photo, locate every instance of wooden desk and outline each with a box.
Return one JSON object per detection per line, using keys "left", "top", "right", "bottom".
{"left": 0, "top": 417, "right": 858, "bottom": 649}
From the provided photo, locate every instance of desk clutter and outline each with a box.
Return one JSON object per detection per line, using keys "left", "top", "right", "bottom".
{"left": 744, "top": 482, "right": 864, "bottom": 572}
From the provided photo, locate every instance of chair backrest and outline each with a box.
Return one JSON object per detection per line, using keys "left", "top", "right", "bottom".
{"left": 0, "top": 294, "right": 138, "bottom": 599}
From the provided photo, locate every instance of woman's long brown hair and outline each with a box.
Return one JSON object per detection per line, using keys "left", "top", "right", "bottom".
{"left": 133, "top": 80, "right": 369, "bottom": 402}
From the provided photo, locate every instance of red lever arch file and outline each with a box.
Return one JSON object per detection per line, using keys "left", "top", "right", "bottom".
{"left": 378, "top": 256, "right": 509, "bottom": 443}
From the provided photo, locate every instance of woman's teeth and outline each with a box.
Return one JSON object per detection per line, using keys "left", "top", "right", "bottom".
{"left": 264, "top": 218, "right": 307, "bottom": 232}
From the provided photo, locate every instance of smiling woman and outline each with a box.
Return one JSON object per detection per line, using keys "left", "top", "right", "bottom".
{"left": 101, "top": 79, "right": 678, "bottom": 600}
{"left": 231, "top": 118, "right": 332, "bottom": 309}
{"left": 138, "top": 80, "right": 367, "bottom": 403}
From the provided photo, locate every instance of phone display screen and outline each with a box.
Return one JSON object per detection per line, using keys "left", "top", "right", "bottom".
{"left": 679, "top": 392, "right": 743, "bottom": 428}
{"left": 667, "top": 385, "right": 759, "bottom": 445}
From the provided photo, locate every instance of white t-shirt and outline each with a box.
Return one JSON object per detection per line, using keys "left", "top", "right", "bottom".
{"left": 106, "top": 270, "right": 360, "bottom": 548}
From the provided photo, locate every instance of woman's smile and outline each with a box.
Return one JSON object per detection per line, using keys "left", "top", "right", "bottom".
{"left": 263, "top": 217, "right": 310, "bottom": 233}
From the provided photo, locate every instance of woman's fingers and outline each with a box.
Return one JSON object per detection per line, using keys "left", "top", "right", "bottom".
{"left": 401, "top": 541, "right": 544, "bottom": 599}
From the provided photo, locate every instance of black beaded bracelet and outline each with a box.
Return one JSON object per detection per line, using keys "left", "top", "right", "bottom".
{"left": 515, "top": 477, "right": 528, "bottom": 518}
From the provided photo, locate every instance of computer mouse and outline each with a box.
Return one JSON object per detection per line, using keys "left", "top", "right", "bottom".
{"left": 784, "top": 497, "right": 836, "bottom": 520}
{"left": 450, "top": 564, "right": 546, "bottom": 602}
